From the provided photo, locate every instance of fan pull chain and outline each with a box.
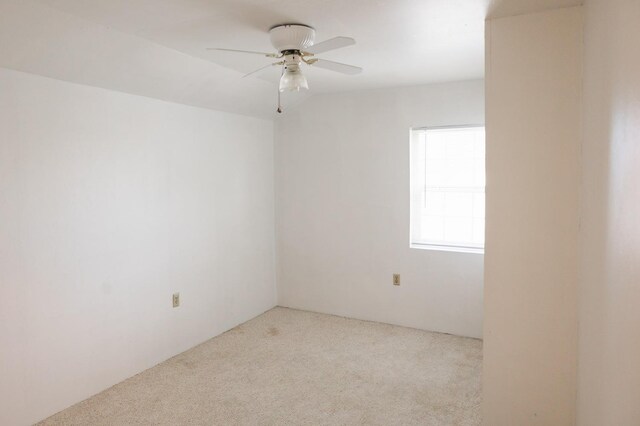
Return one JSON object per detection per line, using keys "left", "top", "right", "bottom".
{"left": 277, "top": 65, "right": 284, "bottom": 113}
{"left": 277, "top": 90, "right": 282, "bottom": 114}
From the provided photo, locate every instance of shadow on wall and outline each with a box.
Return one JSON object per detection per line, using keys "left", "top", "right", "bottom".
{"left": 486, "top": 0, "right": 584, "bottom": 19}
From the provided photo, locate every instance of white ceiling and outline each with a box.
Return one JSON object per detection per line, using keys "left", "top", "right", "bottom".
{"left": 0, "top": 0, "right": 582, "bottom": 117}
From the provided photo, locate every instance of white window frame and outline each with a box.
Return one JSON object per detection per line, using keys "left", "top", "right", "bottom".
{"left": 410, "top": 125, "right": 485, "bottom": 254}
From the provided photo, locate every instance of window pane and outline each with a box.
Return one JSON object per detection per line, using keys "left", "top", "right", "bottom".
{"left": 444, "top": 192, "right": 474, "bottom": 218}
{"left": 421, "top": 215, "right": 445, "bottom": 241}
{"left": 473, "top": 192, "right": 485, "bottom": 219}
{"left": 472, "top": 218, "right": 485, "bottom": 245}
{"left": 444, "top": 216, "right": 473, "bottom": 244}
{"left": 424, "top": 191, "right": 445, "bottom": 215}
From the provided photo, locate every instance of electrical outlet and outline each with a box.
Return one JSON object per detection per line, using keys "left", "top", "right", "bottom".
{"left": 172, "top": 292, "right": 180, "bottom": 308}
{"left": 393, "top": 274, "right": 400, "bottom": 286}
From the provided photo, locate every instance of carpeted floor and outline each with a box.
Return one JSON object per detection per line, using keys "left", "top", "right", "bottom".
{"left": 39, "top": 307, "right": 482, "bottom": 425}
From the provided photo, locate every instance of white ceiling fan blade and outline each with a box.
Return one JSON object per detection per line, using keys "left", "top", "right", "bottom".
{"left": 207, "top": 48, "right": 279, "bottom": 58}
{"left": 305, "top": 37, "right": 355, "bottom": 54}
{"left": 242, "top": 61, "right": 283, "bottom": 78}
{"left": 310, "top": 59, "right": 362, "bottom": 75}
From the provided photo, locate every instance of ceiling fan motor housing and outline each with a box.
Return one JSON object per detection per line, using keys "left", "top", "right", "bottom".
{"left": 269, "top": 24, "right": 315, "bottom": 52}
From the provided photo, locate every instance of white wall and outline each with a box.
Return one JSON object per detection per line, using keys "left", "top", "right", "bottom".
{"left": 578, "top": 0, "right": 640, "bottom": 424}
{"left": 483, "top": 7, "right": 582, "bottom": 425}
{"left": 275, "top": 80, "right": 485, "bottom": 339}
{"left": 0, "top": 68, "right": 276, "bottom": 426}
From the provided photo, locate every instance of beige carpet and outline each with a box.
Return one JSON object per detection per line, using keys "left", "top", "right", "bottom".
{"left": 39, "top": 307, "right": 482, "bottom": 425}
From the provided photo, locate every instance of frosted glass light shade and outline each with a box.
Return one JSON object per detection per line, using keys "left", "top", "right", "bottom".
{"left": 279, "top": 67, "right": 309, "bottom": 92}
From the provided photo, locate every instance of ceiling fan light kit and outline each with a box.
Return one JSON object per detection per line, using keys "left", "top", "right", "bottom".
{"left": 208, "top": 23, "right": 362, "bottom": 113}
{"left": 279, "top": 63, "right": 309, "bottom": 92}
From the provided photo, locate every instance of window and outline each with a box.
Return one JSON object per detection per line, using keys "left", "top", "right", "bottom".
{"left": 410, "top": 126, "right": 485, "bottom": 253}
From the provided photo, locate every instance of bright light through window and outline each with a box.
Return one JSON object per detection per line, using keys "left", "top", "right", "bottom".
{"left": 410, "top": 126, "right": 485, "bottom": 253}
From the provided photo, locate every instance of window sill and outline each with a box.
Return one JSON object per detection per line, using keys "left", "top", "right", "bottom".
{"left": 410, "top": 243, "right": 484, "bottom": 254}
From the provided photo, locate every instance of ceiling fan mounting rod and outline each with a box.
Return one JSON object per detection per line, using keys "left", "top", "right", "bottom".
{"left": 269, "top": 23, "right": 314, "bottom": 31}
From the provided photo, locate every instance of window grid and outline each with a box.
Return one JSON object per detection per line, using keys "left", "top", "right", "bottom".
{"left": 410, "top": 126, "right": 485, "bottom": 252}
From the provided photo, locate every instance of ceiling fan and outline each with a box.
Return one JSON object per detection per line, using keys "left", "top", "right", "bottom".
{"left": 208, "top": 24, "right": 362, "bottom": 112}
